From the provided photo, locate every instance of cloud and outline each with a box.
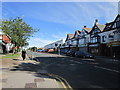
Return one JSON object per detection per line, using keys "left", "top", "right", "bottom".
{"left": 51, "top": 32, "right": 69, "bottom": 40}
{"left": 2, "top": 0, "right": 120, "bottom": 2}
{"left": 19, "top": 2, "right": 117, "bottom": 28}
{"left": 28, "top": 37, "right": 55, "bottom": 47}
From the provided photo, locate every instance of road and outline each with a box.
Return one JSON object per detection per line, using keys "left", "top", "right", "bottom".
{"left": 24, "top": 51, "right": 119, "bottom": 88}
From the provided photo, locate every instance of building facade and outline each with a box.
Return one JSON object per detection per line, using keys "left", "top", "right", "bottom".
{"left": 44, "top": 39, "right": 65, "bottom": 49}
{"left": 78, "top": 26, "right": 91, "bottom": 52}
{"left": 102, "top": 14, "right": 120, "bottom": 58}
{"left": 88, "top": 19, "right": 106, "bottom": 55}
{"left": 0, "top": 31, "right": 11, "bottom": 53}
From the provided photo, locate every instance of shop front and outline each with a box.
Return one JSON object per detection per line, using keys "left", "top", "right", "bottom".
{"left": 107, "top": 41, "right": 120, "bottom": 58}
{"left": 78, "top": 44, "right": 88, "bottom": 52}
{"left": 88, "top": 43, "right": 100, "bottom": 55}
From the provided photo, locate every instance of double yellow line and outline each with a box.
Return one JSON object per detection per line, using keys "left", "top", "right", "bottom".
{"left": 48, "top": 73, "right": 73, "bottom": 90}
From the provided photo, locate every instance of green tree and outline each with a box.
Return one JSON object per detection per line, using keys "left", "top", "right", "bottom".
{"left": 1, "top": 17, "right": 39, "bottom": 52}
{"left": 30, "top": 47, "right": 37, "bottom": 51}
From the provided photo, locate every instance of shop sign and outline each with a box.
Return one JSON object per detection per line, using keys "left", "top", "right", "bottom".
{"left": 107, "top": 41, "right": 120, "bottom": 47}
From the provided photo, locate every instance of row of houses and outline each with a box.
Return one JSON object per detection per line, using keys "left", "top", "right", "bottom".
{"left": 0, "top": 30, "right": 11, "bottom": 54}
{"left": 64, "top": 14, "right": 120, "bottom": 58}
{"left": 44, "top": 14, "right": 120, "bottom": 58}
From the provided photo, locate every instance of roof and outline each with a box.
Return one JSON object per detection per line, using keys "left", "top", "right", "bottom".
{"left": 103, "top": 14, "right": 120, "bottom": 31}
{"left": 75, "top": 30, "right": 81, "bottom": 35}
{"left": 67, "top": 34, "right": 74, "bottom": 39}
{"left": 96, "top": 24, "right": 106, "bottom": 32}
{"left": 83, "top": 28, "right": 92, "bottom": 33}
{"left": 89, "top": 23, "right": 106, "bottom": 34}
{"left": 103, "top": 22, "right": 114, "bottom": 31}
{"left": 65, "top": 34, "right": 74, "bottom": 41}
{"left": 72, "top": 30, "right": 81, "bottom": 39}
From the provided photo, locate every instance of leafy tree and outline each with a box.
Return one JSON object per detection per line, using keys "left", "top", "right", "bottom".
{"left": 30, "top": 47, "right": 37, "bottom": 51}
{"left": 0, "top": 17, "right": 39, "bottom": 52}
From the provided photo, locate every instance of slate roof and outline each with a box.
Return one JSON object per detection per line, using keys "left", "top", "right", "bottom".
{"left": 103, "top": 14, "right": 120, "bottom": 32}
{"left": 67, "top": 34, "right": 74, "bottom": 39}
{"left": 97, "top": 24, "right": 106, "bottom": 32}
{"left": 72, "top": 30, "right": 81, "bottom": 39}
{"left": 83, "top": 28, "right": 92, "bottom": 33}
{"left": 65, "top": 34, "right": 74, "bottom": 41}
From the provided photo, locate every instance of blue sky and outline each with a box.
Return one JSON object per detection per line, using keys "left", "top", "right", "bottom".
{"left": 2, "top": 2, "right": 118, "bottom": 48}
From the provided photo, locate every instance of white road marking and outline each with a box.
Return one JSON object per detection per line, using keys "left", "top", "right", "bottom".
{"left": 94, "top": 66, "right": 119, "bottom": 73}
{"left": 69, "top": 60, "right": 83, "bottom": 64}
{"left": 69, "top": 64, "right": 75, "bottom": 66}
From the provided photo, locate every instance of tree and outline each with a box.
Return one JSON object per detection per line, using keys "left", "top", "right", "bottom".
{"left": 0, "top": 17, "right": 39, "bottom": 52}
{"left": 30, "top": 47, "right": 37, "bottom": 51}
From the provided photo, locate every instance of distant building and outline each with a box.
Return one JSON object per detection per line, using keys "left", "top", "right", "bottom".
{"left": 44, "top": 39, "right": 65, "bottom": 49}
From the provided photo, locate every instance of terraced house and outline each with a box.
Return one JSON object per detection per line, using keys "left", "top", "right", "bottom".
{"left": 101, "top": 14, "right": 120, "bottom": 58}
{"left": 88, "top": 19, "right": 106, "bottom": 55}
{"left": 71, "top": 30, "right": 81, "bottom": 51}
{"left": 78, "top": 26, "right": 91, "bottom": 52}
{"left": 65, "top": 34, "right": 74, "bottom": 50}
{"left": 63, "top": 14, "right": 120, "bottom": 58}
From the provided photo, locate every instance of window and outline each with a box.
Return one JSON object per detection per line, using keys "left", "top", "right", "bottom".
{"left": 116, "top": 21, "right": 120, "bottom": 28}
{"left": 102, "top": 36, "right": 106, "bottom": 42}
{"left": 91, "top": 37, "right": 100, "bottom": 43}
{"left": 109, "top": 33, "right": 114, "bottom": 39}
{"left": 93, "top": 27, "right": 100, "bottom": 34}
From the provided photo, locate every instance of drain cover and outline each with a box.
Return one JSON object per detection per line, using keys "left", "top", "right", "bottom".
{"left": 25, "top": 83, "right": 37, "bottom": 88}
{"left": 34, "top": 78, "right": 45, "bottom": 82}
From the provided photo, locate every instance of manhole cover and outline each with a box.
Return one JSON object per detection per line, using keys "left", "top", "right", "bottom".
{"left": 25, "top": 83, "right": 37, "bottom": 88}
{"left": 34, "top": 78, "right": 45, "bottom": 82}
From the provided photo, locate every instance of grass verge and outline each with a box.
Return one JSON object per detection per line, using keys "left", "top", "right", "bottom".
{"left": 2, "top": 53, "right": 20, "bottom": 59}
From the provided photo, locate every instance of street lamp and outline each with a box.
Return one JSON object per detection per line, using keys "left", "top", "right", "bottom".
{"left": 58, "top": 44, "right": 61, "bottom": 55}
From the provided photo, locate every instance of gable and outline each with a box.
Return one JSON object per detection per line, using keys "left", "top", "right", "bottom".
{"left": 90, "top": 25, "right": 101, "bottom": 34}
{"left": 81, "top": 29, "right": 88, "bottom": 35}
{"left": 104, "top": 14, "right": 120, "bottom": 31}
{"left": 112, "top": 15, "right": 120, "bottom": 29}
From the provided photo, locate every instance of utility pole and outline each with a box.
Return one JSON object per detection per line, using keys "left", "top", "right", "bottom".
{"left": 58, "top": 44, "right": 61, "bottom": 55}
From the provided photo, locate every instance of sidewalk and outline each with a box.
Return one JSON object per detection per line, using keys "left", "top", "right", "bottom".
{"left": 0, "top": 54, "right": 65, "bottom": 89}
{"left": 94, "top": 55, "right": 120, "bottom": 63}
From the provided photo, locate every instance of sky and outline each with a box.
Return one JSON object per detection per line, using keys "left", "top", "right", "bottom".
{"left": 1, "top": 1, "right": 118, "bottom": 48}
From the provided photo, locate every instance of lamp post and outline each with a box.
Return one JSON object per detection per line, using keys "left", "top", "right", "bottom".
{"left": 58, "top": 44, "right": 61, "bottom": 55}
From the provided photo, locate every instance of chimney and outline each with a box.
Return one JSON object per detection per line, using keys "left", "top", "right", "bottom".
{"left": 84, "top": 26, "right": 86, "bottom": 28}
{"left": 95, "top": 19, "right": 98, "bottom": 25}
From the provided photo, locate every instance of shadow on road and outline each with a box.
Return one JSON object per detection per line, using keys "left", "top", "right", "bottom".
{"left": 9, "top": 56, "right": 119, "bottom": 88}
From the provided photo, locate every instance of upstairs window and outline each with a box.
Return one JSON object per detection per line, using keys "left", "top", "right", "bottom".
{"left": 109, "top": 33, "right": 114, "bottom": 39}
{"left": 93, "top": 27, "right": 100, "bottom": 34}
{"left": 102, "top": 36, "right": 106, "bottom": 42}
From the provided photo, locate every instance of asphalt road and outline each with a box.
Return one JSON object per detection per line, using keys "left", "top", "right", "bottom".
{"left": 25, "top": 51, "right": 120, "bottom": 88}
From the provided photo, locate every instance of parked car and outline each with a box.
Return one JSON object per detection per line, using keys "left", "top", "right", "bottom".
{"left": 42, "top": 49, "right": 48, "bottom": 53}
{"left": 37, "top": 49, "right": 43, "bottom": 52}
{"left": 48, "top": 49, "right": 54, "bottom": 53}
{"left": 62, "top": 49, "right": 69, "bottom": 54}
{"left": 75, "top": 51, "right": 94, "bottom": 59}
{"left": 66, "top": 49, "right": 76, "bottom": 57}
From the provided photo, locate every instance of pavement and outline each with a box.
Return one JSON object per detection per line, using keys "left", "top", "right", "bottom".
{"left": 0, "top": 53, "right": 65, "bottom": 89}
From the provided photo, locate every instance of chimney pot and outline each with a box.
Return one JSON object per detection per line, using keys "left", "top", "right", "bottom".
{"left": 95, "top": 19, "right": 98, "bottom": 24}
